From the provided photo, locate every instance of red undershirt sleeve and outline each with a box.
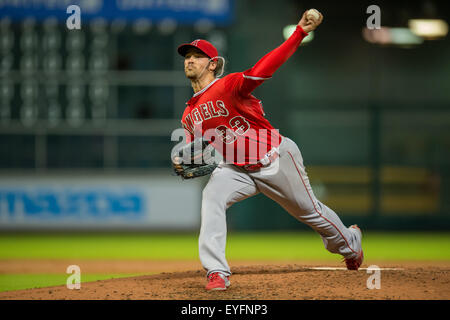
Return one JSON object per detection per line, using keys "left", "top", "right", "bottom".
{"left": 236, "top": 25, "right": 308, "bottom": 97}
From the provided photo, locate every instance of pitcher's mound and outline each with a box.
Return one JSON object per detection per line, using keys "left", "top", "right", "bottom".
{"left": 0, "top": 263, "right": 448, "bottom": 300}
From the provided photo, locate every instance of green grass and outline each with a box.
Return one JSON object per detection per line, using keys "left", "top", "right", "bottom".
{"left": 0, "top": 273, "right": 147, "bottom": 292}
{"left": 0, "top": 232, "right": 449, "bottom": 292}
{"left": 228, "top": 232, "right": 450, "bottom": 261}
{"left": 0, "top": 231, "right": 449, "bottom": 261}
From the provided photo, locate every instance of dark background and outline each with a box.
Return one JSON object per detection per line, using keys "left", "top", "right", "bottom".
{"left": 1, "top": 0, "right": 449, "bottom": 230}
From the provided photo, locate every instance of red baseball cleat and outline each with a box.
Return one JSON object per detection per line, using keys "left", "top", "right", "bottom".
{"left": 345, "top": 250, "right": 364, "bottom": 270}
{"left": 205, "top": 272, "right": 230, "bottom": 291}
{"left": 344, "top": 225, "right": 364, "bottom": 270}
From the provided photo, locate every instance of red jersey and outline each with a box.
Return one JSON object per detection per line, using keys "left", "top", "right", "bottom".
{"left": 180, "top": 25, "right": 308, "bottom": 165}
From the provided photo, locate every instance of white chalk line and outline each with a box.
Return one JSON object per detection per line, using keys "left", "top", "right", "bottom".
{"left": 306, "top": 267, "right": 404, "bottom": 271}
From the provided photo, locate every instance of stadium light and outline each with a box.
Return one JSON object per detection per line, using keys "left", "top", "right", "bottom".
{"left": 362, "top": 27, "right": 424, "bottom": 47}
{"left": 283, "top": 24, "right": 314, "bottom": 44}
{"left": 408, "top": 19, "right": 449, "bottom": 39}
{"left": 390, "top": 27, "right": 425, "bottom": 45}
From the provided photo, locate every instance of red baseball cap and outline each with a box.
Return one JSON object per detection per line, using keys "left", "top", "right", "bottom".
{"left": 177, "top": 39, "right": 219, "bottom": 61}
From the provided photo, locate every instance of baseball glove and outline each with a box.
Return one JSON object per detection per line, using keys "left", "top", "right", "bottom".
{"left": 171, "top": 138, "right": 218, "bottom": 179}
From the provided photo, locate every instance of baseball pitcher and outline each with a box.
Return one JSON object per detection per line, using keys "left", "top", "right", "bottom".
{"left": 173, "top": 9, "right": 364, "bottom": 291}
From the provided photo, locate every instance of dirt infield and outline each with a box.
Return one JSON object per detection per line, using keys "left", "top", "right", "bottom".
{"left": 0, "top": 260, "right": 449, "bottom": 300}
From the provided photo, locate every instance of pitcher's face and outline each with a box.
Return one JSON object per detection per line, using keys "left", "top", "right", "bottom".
{"left": 184, "top": 48, "right": 210, "bottom": 80}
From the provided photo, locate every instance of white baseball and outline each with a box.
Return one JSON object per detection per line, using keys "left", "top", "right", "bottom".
{"left": 307, "top": 9, "right": 320, "bottom": 22}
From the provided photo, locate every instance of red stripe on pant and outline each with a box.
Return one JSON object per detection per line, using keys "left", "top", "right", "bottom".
{"left": 287, "top": 151, "right": 357, "bottom": 255}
